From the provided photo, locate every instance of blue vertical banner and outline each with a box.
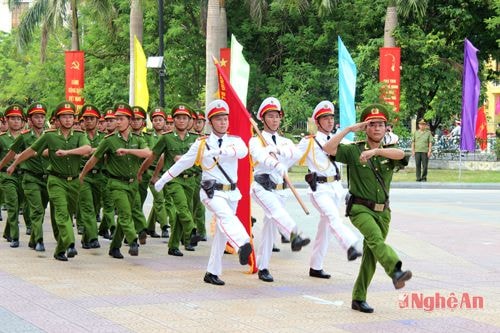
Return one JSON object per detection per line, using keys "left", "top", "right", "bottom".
{"left": 338, "top": 36, "right": 357, "bottom": 141}
{"left": 460, "top": 38, "right": 480, "bottom": 152}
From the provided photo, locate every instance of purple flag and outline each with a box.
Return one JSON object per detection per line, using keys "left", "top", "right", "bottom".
{"left": 460, "top": 39, "right": 480, "bottom": 151}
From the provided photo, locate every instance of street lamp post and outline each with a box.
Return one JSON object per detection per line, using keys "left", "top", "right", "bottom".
{"left": 158, "top": 0, "right": 165, "bottom": 107}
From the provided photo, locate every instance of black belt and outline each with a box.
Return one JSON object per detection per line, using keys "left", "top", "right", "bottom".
{"left": 49, "top": 171, "right": 78, "bottom": 181}
{"left": 108, "top": 174, "right": 135, "bottom": 183}
{"left": 22, "top": 170, "right": 47, "bottom": 179}
{"left": 214, "top": 183, "right": 237, "bottom": 191}
{"left": 317, "top": 175, "right": 340, "bottom": 183}
{"left": 351, "top": 196, "right": 389, "bottom": 212}
{"left": 254, "top": 174, "right": 287, "bottom": 191}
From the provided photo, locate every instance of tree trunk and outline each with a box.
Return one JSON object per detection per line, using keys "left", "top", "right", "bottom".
{"left": 130, "top": 0, "right": 143, "bottom": 105}
{"left": 206, "top": 0, "right": 227, "bottom": 107}
{"left": 383, "top": 5, "right": 397, "bottom": 47}
{"left": 70, "top": 0, "right": 80, "bottom": 50}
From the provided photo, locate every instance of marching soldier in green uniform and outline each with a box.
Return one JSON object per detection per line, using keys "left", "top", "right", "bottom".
{"left": 77, "top": 104, "right": 105, "bottom": 249}
{"left": 324, "top": 104, "right": 412, "bottom": 313}
{"left": 139, "top": 103, "right": 201, "bottom": 257}
{"left": 80, "top": 103, "right": 151, "bottom": 259}
{"left": 0, "top": 112, "right": 5, "bottom": 223}
{"left": 128, "top": 106, "right": 149, "bottom": 244}
{"left": 145, "top": 107, "right": 169, "bottom": 238}
{"left": 98, "top": 108, "right": 117, "bottom": 239}
{"left": 191, "top": 110, "right": 206, "bottom": 240}
{"left": 9, "top": 101, "right": 91, "bottom": 261}
{"left": 0, "top": 104, "right": 29, "bottom": 247}
{"left": 0, "top": 102, "right": 52, "bottom": 252}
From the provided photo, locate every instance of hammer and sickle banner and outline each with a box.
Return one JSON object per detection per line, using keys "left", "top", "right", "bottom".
{"left": 379, "top": 47, "right": 401, "bottom": 112}
{"left": 65, "top": 51, "right": 85, "bottom": 111}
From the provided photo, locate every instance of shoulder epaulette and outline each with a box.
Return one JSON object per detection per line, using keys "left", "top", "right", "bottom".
{"left": 21, "top": 129, "right": 31, "bottom": 135}
{"left": 132, "top": 132, "right": 141, "bottom": 137}
{"left": 0, "top": 132, "right": 6, "bottom": 136}
{"left": 73, "top": 129, "right": 84, "bottom": 133}
{"left": 142, "top": 131, "right": 152, "bottom": 136}
{"left": 161, "top": 130, "right": 173, "bottom": 135}
{"left": 305, "top": 134, "right": 315, "bottom": 139}
{"left": 189, "top": 130, "right": 201, "bottom": 136}
{"left": 104, "top": 132, "right": 115, "bottom": 138}
{"left": 196, "top": 135, "right": 208, "bottom": 141}
{"left": 44, "top": 129, "right": 57, "bottom": 132}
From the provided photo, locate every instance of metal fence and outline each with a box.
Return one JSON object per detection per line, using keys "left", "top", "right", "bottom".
{"left": 398, "top": 136, "right": 498, "bottom": 161}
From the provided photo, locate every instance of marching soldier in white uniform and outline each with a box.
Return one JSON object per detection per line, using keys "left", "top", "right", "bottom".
{"left": 155, "top": 99, "right": 252, "bottom": 286}
{"left": 297, "top": 101, "right": 362, "bottom": 279}
{"left": 249, "top": 97, "right": 311, "bottom": 283}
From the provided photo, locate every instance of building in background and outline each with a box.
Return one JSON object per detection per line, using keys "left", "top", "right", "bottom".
{"left": 0, "top": 0, "right": 32, "bottom": 33}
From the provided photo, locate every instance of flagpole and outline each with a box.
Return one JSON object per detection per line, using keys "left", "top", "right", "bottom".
{"left": 212, "top": 56, "right": 309, "bottom": 215}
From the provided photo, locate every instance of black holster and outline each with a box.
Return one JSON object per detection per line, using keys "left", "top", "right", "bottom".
{"left": 345, "top": 192, "right": 353, "bottom": 217}
{"left": 201, "top": 179, "right": 216, "bottom": 199}
{"left": 305, "top": 172, "right": 317, "bottom": 192}
{"left": 254, "top": 174, "right": 276, "bottom": 191}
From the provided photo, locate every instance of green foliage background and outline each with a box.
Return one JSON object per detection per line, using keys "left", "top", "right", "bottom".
{"left": 0, "top": 0, "right": 498, "bottom": 136}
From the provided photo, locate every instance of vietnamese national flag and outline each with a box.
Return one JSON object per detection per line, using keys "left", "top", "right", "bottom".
{"left": 475, "top": 105, "right": 487, "bottom": 151}
{"left": 214, "top": 55, "right": 257, "bottom": 274}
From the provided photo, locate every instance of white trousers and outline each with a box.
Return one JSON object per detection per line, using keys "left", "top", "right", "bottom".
{"left": 251, "top": 182, "right": 298, "bottom": 270}
{"left": 308, "top": 182, "right": 359, "bottom": 270}
{"left": 202, "top": 191, "right": 250, "bottom": 276}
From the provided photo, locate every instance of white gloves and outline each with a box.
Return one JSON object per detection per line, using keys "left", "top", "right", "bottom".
{"left": 204, "top": 149, "right": 220, "bottom": 159}
{"left": 265, "top": 145, "right": 278, "bottom": 154}
{"left": 154, "top": 172, "right": 173, "bottom": 192}
{"left": 275, "top": 163, "right": 288, "bottom": 177}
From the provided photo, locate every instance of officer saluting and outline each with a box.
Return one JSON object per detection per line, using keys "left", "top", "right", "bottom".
{"left": 297, "top": 101, "right": 361, "bottom": 279}
{"left": 155, "top": 99, "right": 252, "bottom": 286}
{"left": 323, "top": 104, "right": 412, "bottom": 313}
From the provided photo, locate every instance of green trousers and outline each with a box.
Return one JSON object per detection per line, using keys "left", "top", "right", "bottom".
{"left": 22, "top": 173, "right": 51, "bottom": 245}
{"left": 0, "top": 172, "right": 27, "bottom": 241}
{"left": 47, "top": 175, "right": 79, "bottom": 255}
{"left": 109, "top": 179, "right": 140, "bottom": 249}
{"left": 78, "top": 173, "right": 101, "bottom": 243}
{"left": 166, "top": 178, "right": 195, "bottom": 250}
{"left": 146, "top": 182, "right": 169, "bottom": 232}
{"left": 191, "top": 175, "right": 206, "bottom": 237}
{"left": 349, "top": 204, "right": 400, "bottom": 301}
{"left": 99, "top": 177, "right": 116, "bottom": 235}
{"left": 163, "top": 185, "right": 176, "bottom": 230}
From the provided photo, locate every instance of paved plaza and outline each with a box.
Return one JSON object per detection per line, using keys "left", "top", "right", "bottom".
{"left": 0, "top": 186, "right": 499, "bottom": 332}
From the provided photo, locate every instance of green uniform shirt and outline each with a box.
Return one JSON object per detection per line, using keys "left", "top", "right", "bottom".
{"left": 412, "top": 130, "right": 433, "bottom": 153}
{"left": 9, "top": 129, "right": 49, "bottom": 174}
{"left": 0, "top": 131, "right": 18, "bottom": 168}
{"left": 82, "top": 130, "right": 105, "bottom": 170}
{"left": 31, "top": 129, "right": 89, "bottom": 177}
{"left": 336, "top": 142, "right": 404, "bottom": 204}
{"left": 152, "top": 131, "right": 197, "bottom": 172}
{"left": 94, "top": 131, "right": 147, "bottom": 178}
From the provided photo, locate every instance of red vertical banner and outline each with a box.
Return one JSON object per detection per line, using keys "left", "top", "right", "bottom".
{"left": 219, "top": 48, "right": 231, "bottom": 79}
{"left": 215, "top": 55, "right": 257, "bottom": 273}
{"left": 379, "top": 47, "right": 401, "bottom": 112}
{"left": 65, "top": 51, "right": 85, "bottom": 111}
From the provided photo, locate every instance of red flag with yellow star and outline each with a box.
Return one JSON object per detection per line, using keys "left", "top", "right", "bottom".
{"left": 475, "top": 105, "right": 487, "bottom": 151}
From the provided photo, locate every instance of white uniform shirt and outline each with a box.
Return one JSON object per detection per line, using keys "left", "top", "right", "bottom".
{"left": 296, "top": 131, "right": 338, "bottom": 178}
{"left": 249, "top": 131, "right": 300, "bottom": 184}
{"left": 166, "top": 132, "right": 248, "bottom": 200}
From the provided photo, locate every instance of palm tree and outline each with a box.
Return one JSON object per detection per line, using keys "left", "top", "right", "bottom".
{"left": 205, "top": 0, "right": 227, "bottom": 107}
{"left": 384, "top": 0, "right": 428, "bottom": 47}
{"left": 11, "top": 0, "right": 115, "bottom": 62}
